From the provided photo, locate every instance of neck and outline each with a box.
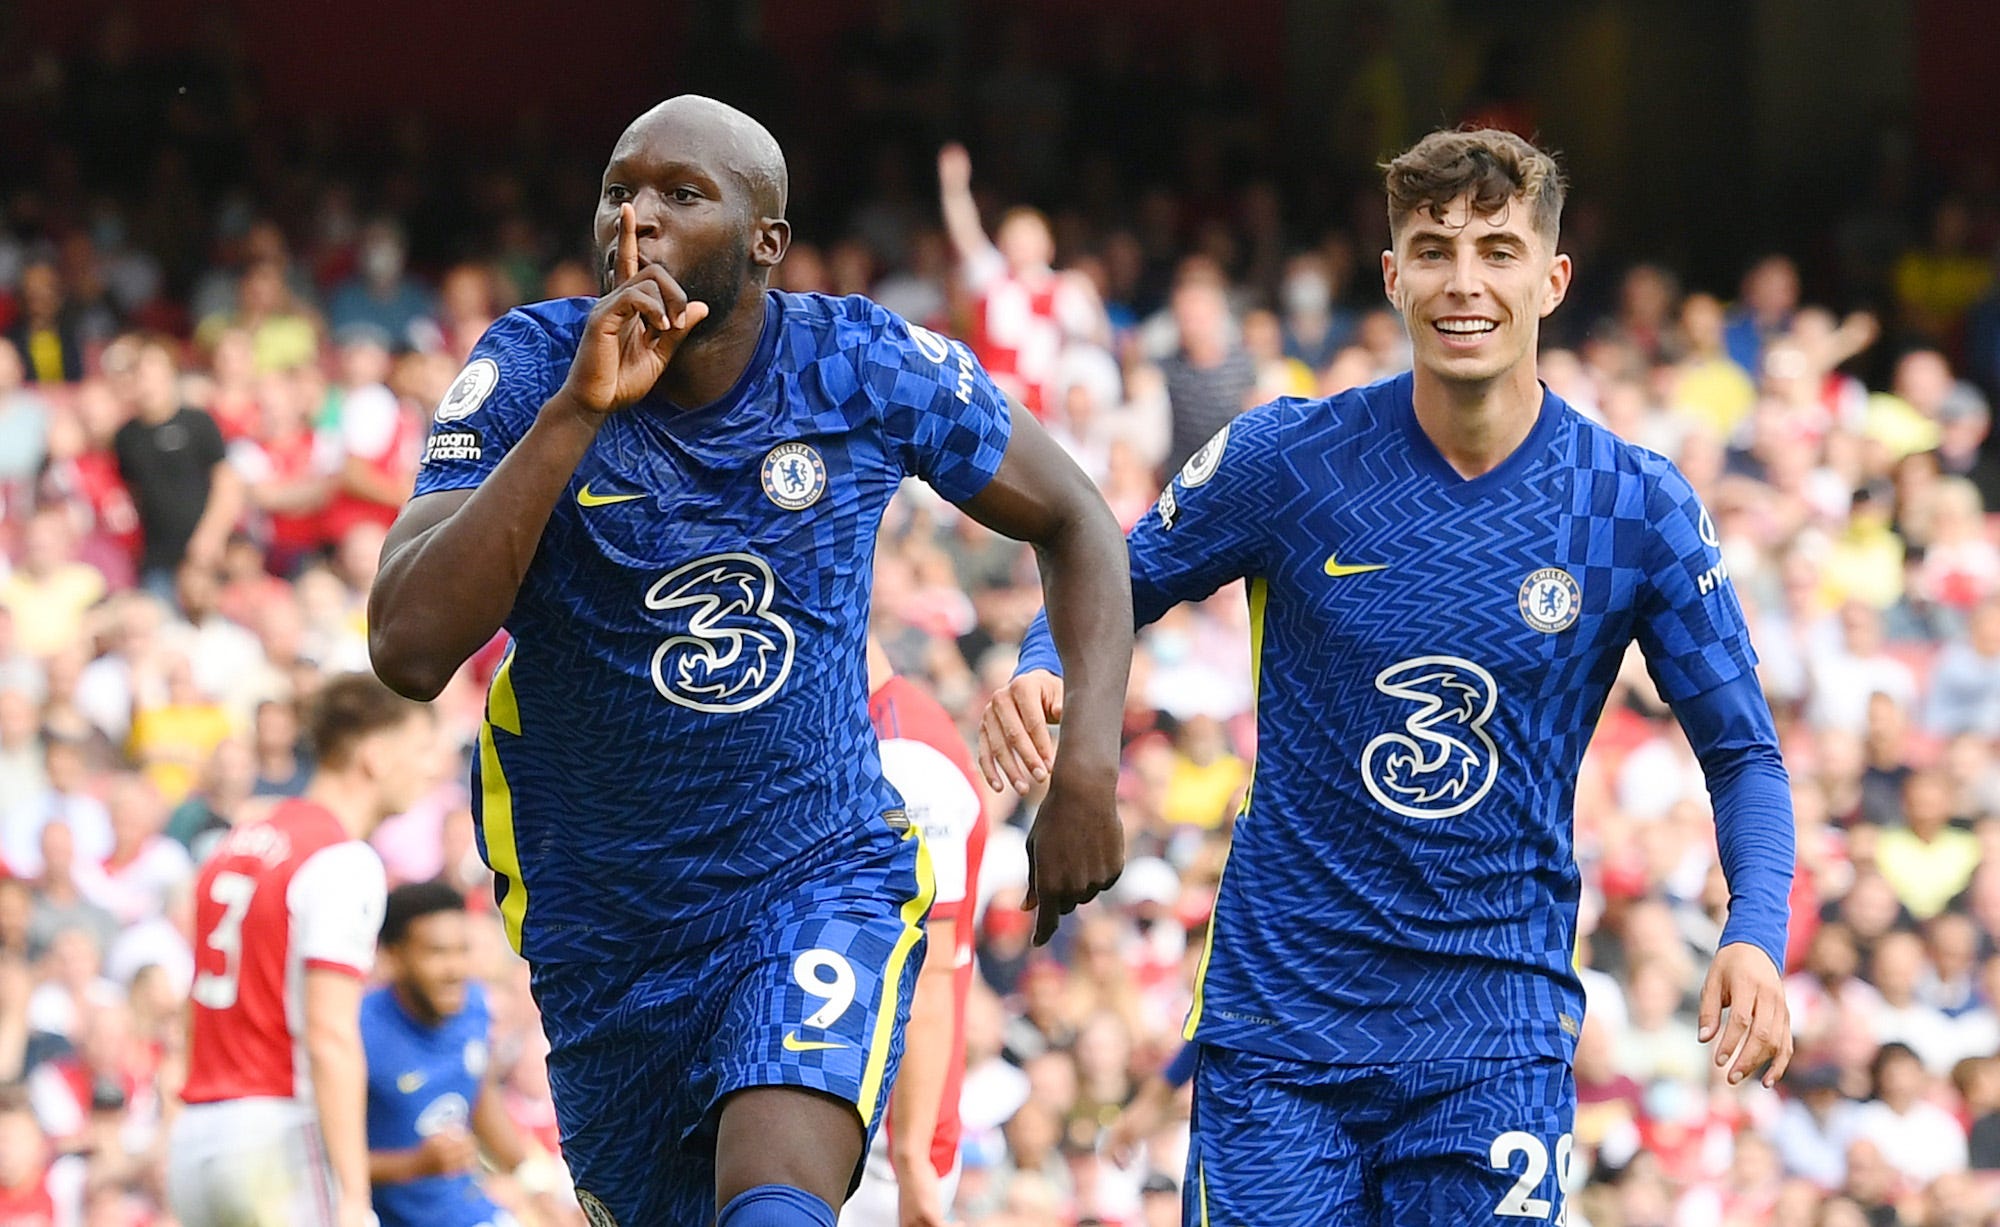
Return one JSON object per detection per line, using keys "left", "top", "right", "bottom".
{"left": 392, "top": 982, "right": 443, "bottom": 1028}
{"left": 659, "top": 289, "right": 768, "bottom": 408}
{"left": 304, "top": 771, "right": 380, "bottom": 841}
{"left": 1409, "top": 359, "right": 1545, "bottom": 479}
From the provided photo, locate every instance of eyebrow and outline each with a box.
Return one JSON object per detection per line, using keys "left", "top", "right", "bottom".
{"left": 604, "top": 156, "right": 723, "bottom": 190}
{"left": 1403, "top": 227, "right": 1531, "bottom": 249}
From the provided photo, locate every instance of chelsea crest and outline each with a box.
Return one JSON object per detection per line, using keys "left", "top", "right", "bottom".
{"left": 1518, "top": 567, "right": 1581, "bottom": 634}
{"left": 762, "top": 442, "right": 826, "bottom": 511}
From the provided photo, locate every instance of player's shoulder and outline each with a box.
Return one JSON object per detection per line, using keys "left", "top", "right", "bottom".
{"left": 775, "top": 290, "right": 962, "bottom": 372}
{"left": 358, "top": 984, "right": 397, "bottom": 1027}
{"left": 493, "top": 296, "right": 593, "bottom": 348}
{"left": 1560, "top": 400, "right": 1698, "bottom": 498}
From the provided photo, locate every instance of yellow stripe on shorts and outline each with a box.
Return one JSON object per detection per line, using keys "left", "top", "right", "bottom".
{"left": 855, "top": 823, "right": 935, "bottom": 1124}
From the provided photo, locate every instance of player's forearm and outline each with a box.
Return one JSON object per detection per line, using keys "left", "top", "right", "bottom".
{"left": 307, "top": 1027, "right": 372, "bottom": 1205}
{"left": 1033, "top": 500, "right": 1134, "bottom": 766}
{"left": 889, "top": 928, "right": 955, "bottom": 1180}
{"left": 368, "top": 392, "right": 604, "bottom": 699}
{"left": 368, "top": 1146, "right": 429, "bottom": 1185}
{"left": 938, "top": 182, "right": 991, "bottom": 267}
{"left": 1676, "top": 675, "right": 1796, "bottom": 972}
{"left": 472, "top": 1081, "right": 529, "bottom": 1171}
{"left": 190, "top": 465, "right": 243, "bottom": 553}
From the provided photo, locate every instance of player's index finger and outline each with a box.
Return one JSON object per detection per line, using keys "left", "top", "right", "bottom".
{"left": 618, "top": 203, "right": 639, "bottom": 283}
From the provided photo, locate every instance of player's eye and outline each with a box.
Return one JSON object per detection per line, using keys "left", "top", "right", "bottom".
{"left": 1487, "top": 249, "right": 1516, "bottom": 263}
{"left": 671, "top": 187, "right": 703, "bottom": 204}
{"left": 605, "top": 184, "right": 632, "bottom": 203}
{"left": 1417, "top": 249, "right": 1446, "bottom": 261}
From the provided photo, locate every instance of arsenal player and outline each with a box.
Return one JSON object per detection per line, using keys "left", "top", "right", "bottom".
{"left": 168, "top": 674, "right": 435, "bottom": 1227}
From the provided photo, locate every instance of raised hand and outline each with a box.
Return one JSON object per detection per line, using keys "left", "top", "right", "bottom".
{"left": 564, "top": 203, "right": 711, "bottom": 413}
{"left": 937, "top": 143, "right": 972, "bottom": 195}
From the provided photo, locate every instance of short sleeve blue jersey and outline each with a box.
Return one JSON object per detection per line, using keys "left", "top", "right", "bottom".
{"left": 361, "top": 984, "right": 500, "bottom": 1227}
{"left": 411, "top": 291, "right": 1012, "bottom": 962}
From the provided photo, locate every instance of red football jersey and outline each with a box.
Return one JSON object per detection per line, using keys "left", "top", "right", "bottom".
{"left": 182, "top": 799, "right": 386, "bottom": 1105}
{"left": 870, "top": 676, "right": 987, "bottom": 1179}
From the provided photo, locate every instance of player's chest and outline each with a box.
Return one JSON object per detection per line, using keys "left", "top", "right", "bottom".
{"left": 381, "top": 1031, "right": 484, "bottom": 1126}
{"left": 1279, "top": 476, "right": 1643, "bottom": 686}
{"left": 543, "top": 408, "right": 898, "bottom": 574}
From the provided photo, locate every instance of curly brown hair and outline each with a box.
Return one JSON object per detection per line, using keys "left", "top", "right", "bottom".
{"left": 1382, "top": 129, "right": 1566, "bottom": 244}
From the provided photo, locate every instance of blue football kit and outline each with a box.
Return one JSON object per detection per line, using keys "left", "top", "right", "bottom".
{"left": 1020, "top": 373, "right": 1793, "bottom": 1224}
{"left": 412, "top": 290, "right": 1013, "bottom": 1222}
{"left": 362, "top": 984, "right": 510, "bottom": 1227}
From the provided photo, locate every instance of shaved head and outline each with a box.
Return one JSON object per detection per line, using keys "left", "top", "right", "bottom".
{"left": 616, "top": 95, "right": 788, "bottom": 220}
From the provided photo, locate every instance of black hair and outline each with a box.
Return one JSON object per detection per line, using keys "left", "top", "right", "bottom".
{"left": 379, "top": 881, "right": 465, "bottom": 947}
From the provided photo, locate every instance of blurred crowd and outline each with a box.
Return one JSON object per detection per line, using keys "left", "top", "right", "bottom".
{"left": 7, "top": 10, "right": 2000, "bottom": 1227}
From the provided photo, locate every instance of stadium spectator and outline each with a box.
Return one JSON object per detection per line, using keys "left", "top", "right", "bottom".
{"left": 6, "top": 264, "right": 86, "bottom": 386}
{"left": 110, "top": 338, "right": 240, "bottom": 593}
{"left": 1158, "top": 273, "right": 1254, "bottom": 476}
{"left": 938, "top": 144, "right": 1107, "bottom": 421}
{"left": 326, "top": 221, "right": 435, "bottom": 352}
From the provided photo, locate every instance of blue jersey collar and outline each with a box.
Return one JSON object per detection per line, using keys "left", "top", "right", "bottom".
{"left": 1389, "top": 371, "right": 1563, "bottom": 496}
{"left": 648, "top": 291, "right": 780, "bottom": 417}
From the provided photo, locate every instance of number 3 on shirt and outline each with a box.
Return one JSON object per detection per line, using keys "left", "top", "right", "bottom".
{"left": 191, "top": 871, "right": 258, "bottom": 1009}
{"left": 1491, "top": 1131, "right": 1573, "bottom": 1222}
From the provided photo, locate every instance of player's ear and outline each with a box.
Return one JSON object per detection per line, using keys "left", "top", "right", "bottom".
{"left": 1540, "top": 251, "right": 1573, "bottom": 319}
{"left": 1380, "top": 248, "right": 1400, "bottom": 310}
{"left": 752, "top": 217, "right": 790, "bottom": 270}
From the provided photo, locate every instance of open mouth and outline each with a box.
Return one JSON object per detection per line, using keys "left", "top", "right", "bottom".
{"left": 1434, "top": 318, "right": 1499, "bottom": 340}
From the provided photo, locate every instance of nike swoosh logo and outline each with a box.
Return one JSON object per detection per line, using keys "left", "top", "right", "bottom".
{"left": 1324, "top": 554, "right": 1388, "bottom": 578}
{"left": 396, "top": 1072, "right": 425, "bottom": 1093}
{"left": 577, "top": 483, "right": 644, "bottom": 507}
{"left": 782, "top": 1032, "right": 845, "bottom": 1053}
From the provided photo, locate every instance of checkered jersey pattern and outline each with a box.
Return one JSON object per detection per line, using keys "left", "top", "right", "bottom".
{"left": 1113, "top": 372, "right": 1758, "bottom": 1066}
{"left": 410, "top": 291, "right": 1012, "bottom": 965}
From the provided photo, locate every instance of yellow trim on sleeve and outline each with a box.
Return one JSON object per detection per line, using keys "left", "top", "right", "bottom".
{"left": 478, "top": 654, "right": 530, "bottom": 954}
{"left": 1185, "top": 576, "right": 1265, "bottom": 1040}
{"left": 855, "top": 824, "right": 936, "bottom": 1125}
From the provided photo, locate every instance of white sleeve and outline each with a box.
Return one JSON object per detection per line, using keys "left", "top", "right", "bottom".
{"left": 287, "top": 841, "right": 387, "bottom": 977}
{"left": 46, "top": 1154, "right": 84, "bottom": 1227}
{"left": 338, "top": 386, "right": 402, "bottom": 461}
{"left": 227, "top": 439, "right": 274, "bottom": 484}
{"left": 878, "top": 738, "right": 982, "bottom": 908}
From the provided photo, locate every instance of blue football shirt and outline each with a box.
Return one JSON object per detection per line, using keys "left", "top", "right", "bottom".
{"left": 1049, "top": 372, "right": 1762, "bottom": 1065}
{"left": 361, "top": 984, "right": 502, "bottom": 1227}
{"left": 411, "top": 291, "right": 1012, "bottom": 962}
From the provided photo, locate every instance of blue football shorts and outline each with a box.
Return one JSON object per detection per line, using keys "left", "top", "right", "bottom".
{"left": 1185, "top": 1044, "right": 1576, "bottom": 1226}
{"left": 531, "top": 814, "right": 932, "bottom": 1225}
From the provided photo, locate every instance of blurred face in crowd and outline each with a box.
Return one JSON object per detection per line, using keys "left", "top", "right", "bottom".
{"left": 1383, "top": 192, "right": 1569, "bottom": 391}
{"left": 106, "top": 776, "right": 163, "bottom": 853}
{"left": 21, "top": 510, "right": 72, "bottom": 576}
{"left": 19, "top": 264, "right": 61, "bottom": 323}
{"left": 997, "top": 208, "right": 1055, "bottom": 276}
{"left": 1808, "top": 923, "right": 1859, "bottom": 984}
{"left": 1172, "top": 279, "right": 1230, "bottom": 362}
{"left": 1894, "top": 349, "right": 1954, "bottom": 416}
{"left": 386, "top": 908, "right": 472, "bottom": 1025}
{"left": 1872, "top": 1045, "right": 1925, "bottom": 1110}
{"left": 1679, "top": 293, "right": 1726, "bottom": 356}
{"left": 1743, "top": 255, "right": 1798, "bottom": 321}
{"left": 1928, "top": 919, "right": 1976, "bottom": 987}
{"left": 1903, "top": 770, "right": 1953, "bottom": 839}
{"left": 132, "top": 342, "right": 179, "bottom": 421}
{"left": 1870, "top": 933, "right": 1923, "bottom": 1007}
